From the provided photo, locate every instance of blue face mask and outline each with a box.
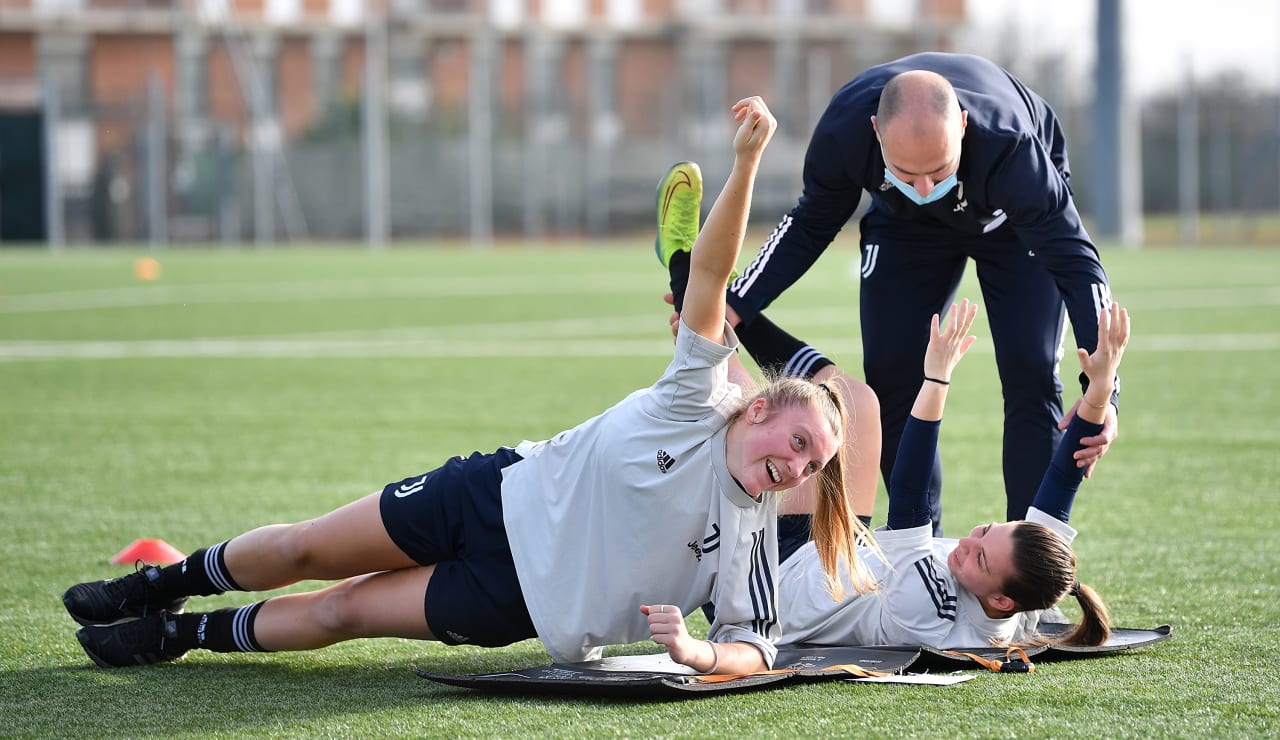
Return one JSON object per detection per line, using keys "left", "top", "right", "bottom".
{"left": 882, "top": 166, "right": 959, "bottom": 206}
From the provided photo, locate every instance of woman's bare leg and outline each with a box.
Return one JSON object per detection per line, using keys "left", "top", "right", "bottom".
{"left": 251, "top": 566, "right": 437, "bottom": 650}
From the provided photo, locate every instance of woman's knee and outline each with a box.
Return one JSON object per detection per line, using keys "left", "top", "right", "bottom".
{"left": 309, "top": 579, "right": 369, "bottom": 636}
{"left": 272, "top": 520, "right": 330, "bottom": 574}
{"left": 308, "top": 571, "right": 432, "bottom": 640}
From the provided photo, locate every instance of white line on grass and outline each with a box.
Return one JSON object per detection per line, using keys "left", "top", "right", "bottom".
{"left": 1120, "top": 286, "right": 1280, "bottom": 309}
{"left": 246, "top": 315, "right": 668, "bottom": 343}
{"left": 0, "top": 273, "right": 661, "bottom": 314}
{"left": 0, "top": 337, "right": 680, "bottom": 361}
{"left": 1, "top": 333, "right": 1278, "bottom": 362}
{"left": 7, "top": 280, "right": 1280, "bottom": 314}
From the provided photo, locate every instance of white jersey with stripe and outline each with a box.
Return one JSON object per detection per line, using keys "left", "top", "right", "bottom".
{"left": 777, "top": 508, "right": 1076, "bottom": 648}
{"left": 501, "top": 320, "right": 781, "bottom": 666}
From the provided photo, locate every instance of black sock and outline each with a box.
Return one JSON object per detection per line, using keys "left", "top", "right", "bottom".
{"left": 668, "top": 250, "right": 692, "bottom": 313}
{"left": 669, "top": 251, "right": 833, "bottom": 381}
{"left": 173, "top": 602, "right": 269, "bottom": 653}
{"left": 157, "top": 540, "right": 244, "bottom": 598}
{"left": 735, "top": 315, "right": 834, "bottom": 380}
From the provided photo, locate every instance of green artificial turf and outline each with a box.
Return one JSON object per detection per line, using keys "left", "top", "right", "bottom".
{"left": 1, "top": 243, "right": 1277, "bottom": 737}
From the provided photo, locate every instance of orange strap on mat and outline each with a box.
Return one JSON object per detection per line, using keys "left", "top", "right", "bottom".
{"left": 942, "top": 646, "right": 1036, "bottom": 673}
{"left": 826, "top": 664, "right": 892, "bottom": 678}
{"left": 686, "top": 663, "right": 890, "bottom": 684}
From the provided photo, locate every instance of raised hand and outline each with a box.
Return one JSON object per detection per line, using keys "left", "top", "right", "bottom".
{"left": 682, "top": 96, "right": 776, "bottom": 343}
{"left": 730, "top": 96, "right": 777, "bottom": 161}
{"left": 1064, "top": 302, "right": 1129, "bottom": 472}
{"left": 1077, "top": 302, "right": 1130, "bottom": 390}
{"left": 909, "top": 299, "right": 979, "bottom": 424}
{"left": 923, "top": 299, "right": 980, "bottom": 383}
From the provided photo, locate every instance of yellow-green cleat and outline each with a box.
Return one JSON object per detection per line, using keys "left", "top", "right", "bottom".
{"left": 654, "top": 161, "right": 703, "bottom": 269}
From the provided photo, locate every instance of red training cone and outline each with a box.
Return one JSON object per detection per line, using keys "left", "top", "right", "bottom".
{"left": 109, "top": 538, "right": 186, "bottom": 565}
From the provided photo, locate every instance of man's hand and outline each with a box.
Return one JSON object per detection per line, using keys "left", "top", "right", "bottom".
{"left": 1060, "top": 395, "right": 1118, "bottom": 478}
{"left": 664, "top": 293, "right": 740, "bottom": 337}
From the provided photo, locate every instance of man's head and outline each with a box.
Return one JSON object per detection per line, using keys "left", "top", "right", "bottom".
{"left": 871, "top": 70, "right": 967, "bottom": 201}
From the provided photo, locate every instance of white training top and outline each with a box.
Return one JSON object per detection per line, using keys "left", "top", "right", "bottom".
{"left": 502, "top": 321, "right": 781, "bottom": 666}
{"left": 777, "top": 508, "right": 1076, "bottom": 649}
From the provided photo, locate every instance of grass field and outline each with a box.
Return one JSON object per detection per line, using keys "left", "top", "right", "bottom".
{"left": 1, "top": 243, "right": 1278, "bottom": 737}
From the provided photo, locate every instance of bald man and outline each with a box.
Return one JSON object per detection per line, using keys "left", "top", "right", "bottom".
{"left": 726, "top": 53, "right": 1118, "bottom": 534}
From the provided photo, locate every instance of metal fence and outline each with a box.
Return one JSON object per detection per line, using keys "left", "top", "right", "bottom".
{"left": 8, "top": 16, "right": 1280, "bottom": 248}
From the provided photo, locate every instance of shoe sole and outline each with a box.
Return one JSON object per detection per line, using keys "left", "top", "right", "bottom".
{"left": 68, "top": 613, "right": 140, "bottom": 628}
{"left": 77, "top": 644, "right": 185, "bottom": 668}
{"left": 64, "top": 595, "right": 188, "bottom": 628}
{"left": 75, "top": 627, "right": 186, "bottom": 668}
{"left": 76, "top": 631, "right": 122, "bottom": 669}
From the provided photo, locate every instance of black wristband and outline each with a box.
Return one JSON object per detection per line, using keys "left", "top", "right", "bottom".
{"left": 924, "top": 376, "right": 950, "bottom": 386}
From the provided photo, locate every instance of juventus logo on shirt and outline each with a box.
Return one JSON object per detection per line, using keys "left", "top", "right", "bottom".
{"left": 656, "top": 449, "right": 676, "bottom": 473}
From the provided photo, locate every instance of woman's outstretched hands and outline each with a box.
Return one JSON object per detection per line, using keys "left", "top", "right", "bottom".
{"left": 730, "top": 96, "right": 777, "bottom": 160}
{"left": 1062, "top": 302, "right": 1129, "bottom": 472}
{"left": 923, "top": 299, "right": 980, "bottom": 382}
{"left": 1077, "top": 302, "right": 1130, "bottom": 387}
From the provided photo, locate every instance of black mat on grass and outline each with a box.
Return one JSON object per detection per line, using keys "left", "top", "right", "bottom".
{"left": 415, "top": 645, "right": 921, "bottom": 698}
{"left": 415, "top": 625, "right": 1171, "bottom": 698}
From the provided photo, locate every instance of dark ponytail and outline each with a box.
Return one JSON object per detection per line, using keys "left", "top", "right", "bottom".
{"left": 1004, "top": 522, "right": 1112, "bottom": 647}
{"left": 1060, "top": 581, "right": 1112, "bottom": 647}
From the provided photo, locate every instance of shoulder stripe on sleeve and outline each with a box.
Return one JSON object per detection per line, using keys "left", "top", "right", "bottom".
{"left": 731, "top": 215, "right": 790, "bottom": 297}
{"left": 702, "top": 523, "right": 721, "bottom": 554}
{"left": 782, "top": 346, "right": 823, "bottom": 379}
{"left": 913, "top": 558, "right": 957, "bottom": 622}
{"left": 747, "top": 529, "right": 779, "bottom": 638}
{"left": 1091, "top": 282, "right": 1112, "bottom": 316}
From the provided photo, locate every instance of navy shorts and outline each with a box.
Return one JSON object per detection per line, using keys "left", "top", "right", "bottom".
{"left": 379, "top": 448, "right": 537, "bottom": 648}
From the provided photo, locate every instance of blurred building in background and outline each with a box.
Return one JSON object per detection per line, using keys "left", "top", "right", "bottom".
{"left": 0, "top": 0, "right": 970, "bottom": 244}
{"left": 0, "top": 0, "right": 1272, "bottom": 246}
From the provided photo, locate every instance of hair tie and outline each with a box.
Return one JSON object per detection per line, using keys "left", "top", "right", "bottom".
{"left": 1069, "top": 581, "right": 1082, "bottom": 597}
{"left": 817, "top": 381, "right": 838, "bottom": 405}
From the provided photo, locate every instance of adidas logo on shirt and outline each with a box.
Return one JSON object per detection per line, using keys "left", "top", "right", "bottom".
{"left": 656, "top": 450, "right": 676, "bottom": 473}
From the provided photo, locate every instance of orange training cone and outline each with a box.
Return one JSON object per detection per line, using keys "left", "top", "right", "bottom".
{"left": 109, "top": 538, "right": 186, "bottom": 565}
